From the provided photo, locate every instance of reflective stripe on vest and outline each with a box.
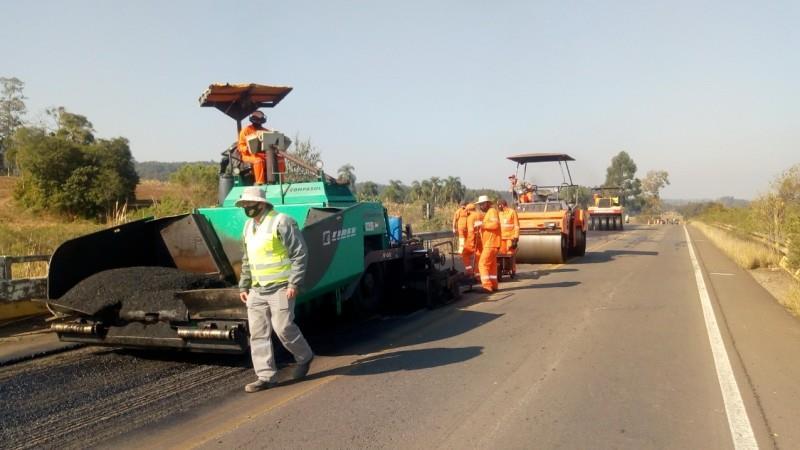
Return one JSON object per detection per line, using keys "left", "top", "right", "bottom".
{"left": 245, "top": 211, "right": 292, "bottom": 287}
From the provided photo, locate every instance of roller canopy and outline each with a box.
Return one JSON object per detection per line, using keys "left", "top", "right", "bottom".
{"left": 199, "top": 83, "right": 293, "bottom": 121}
{"left": 507, "top": 153, "right": 575, "bottom": 164}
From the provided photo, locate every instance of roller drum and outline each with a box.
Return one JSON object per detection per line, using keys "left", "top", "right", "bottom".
{"left": 516, "top": 234, "right": 565, "bottom": 264}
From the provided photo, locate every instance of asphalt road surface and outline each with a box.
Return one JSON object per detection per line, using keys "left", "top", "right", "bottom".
{"left": 2, "top": 224, "right": 799, "bottom": 449}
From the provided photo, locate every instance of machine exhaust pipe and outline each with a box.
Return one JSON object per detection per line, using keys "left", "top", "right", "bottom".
{"left": 51, "top": 323, "right": 101, "bottom": 335}
{"left": 177, "top": 327, "right": 238, "bottom": 341}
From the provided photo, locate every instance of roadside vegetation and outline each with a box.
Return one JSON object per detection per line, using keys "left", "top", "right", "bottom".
{"left": 681, "top": 165, "right": 800, "bottom": 316}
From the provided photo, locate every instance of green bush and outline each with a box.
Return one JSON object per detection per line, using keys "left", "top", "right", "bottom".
{"left": 9, "top": 110, "right": 138, "bottom": 219}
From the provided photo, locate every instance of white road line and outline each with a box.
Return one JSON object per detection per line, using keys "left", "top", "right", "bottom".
{"left": 684, "top": 226, "right": 758, "bottom": 450}
{"left": 710, "top": 272, "right": 736, "bottom": 277}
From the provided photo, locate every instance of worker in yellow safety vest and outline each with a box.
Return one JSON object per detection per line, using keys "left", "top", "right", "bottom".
{"left": 237, "top": 186, "right": 314, "bottom": 393}
{"left": 497, "top": 199, "right": 520, "bottom": 275}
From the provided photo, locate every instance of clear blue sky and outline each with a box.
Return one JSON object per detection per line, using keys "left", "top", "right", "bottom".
{"left": 2, "top": 0, "right": 798, "bottom": 199}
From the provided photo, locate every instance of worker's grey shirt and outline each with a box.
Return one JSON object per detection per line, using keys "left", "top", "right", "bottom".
{"left": 239, "top": 210, "right": 308, "bottom": 295}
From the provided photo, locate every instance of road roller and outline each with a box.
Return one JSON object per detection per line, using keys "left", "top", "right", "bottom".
{"left": 508, "top": 153, "right": 587, "bottom": 264}
{"left": 42, "top": 83, "right": 461, "bottom": 354}
{"left": 588, "top": 186, "right": 624, "bottom": 230}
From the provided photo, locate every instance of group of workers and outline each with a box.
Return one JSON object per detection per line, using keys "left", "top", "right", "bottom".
{"left": 452, "top": 195, "right": 520, "bottom": 293}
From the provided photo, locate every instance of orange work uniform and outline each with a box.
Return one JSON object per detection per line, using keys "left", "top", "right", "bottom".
{"left": 519, "top": 191, "right": 533, "bottom": 203}
{"left": 478, "top": 207, "right": 501, "bottom": 291}
{"left": 456, "top": 206, "right": 470, "bottom": 254}
{"left": 463, "top": 207, "right": 482, "bottom": 277}
{"left": 238, "top": 124, "right": 287, "bottom": 185}
{"left": 498, "top": 207, "right": 520, "bottom": 272}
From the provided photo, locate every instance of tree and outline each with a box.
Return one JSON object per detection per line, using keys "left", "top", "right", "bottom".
{"left": 50, "top": 107, "right": 95, "bottom": 145}
{"left": 286, "top": 134, "right": 322, "bottom": 182}
{"left": 641, "top": 170, "right": 670, "bottom": 214}
{"left": 381, "top": 179, "right": 406, "bottom": 203}
{"left": 0, "top": 77, "right": 27, "bottom": 173}
{"left": 604, "top": 151, "right": 643, "bottom": 212}
{"left": 442, "top": 176, "right": 466, "bottom": 204}
{"left": 337, "top": 164, "right": 356, "bottom": 189}
{"left": 358, "top": 181, "right": 379, "bottom": 200}
{"left": 10, "top": 108, "right": 138, "bottom": 219}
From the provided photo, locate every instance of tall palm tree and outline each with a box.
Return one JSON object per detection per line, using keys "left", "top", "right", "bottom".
{"left": 337, "top": 164, "right": 356, "bottom": 189}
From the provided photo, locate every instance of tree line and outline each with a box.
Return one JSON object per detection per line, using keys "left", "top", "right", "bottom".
{"left": 2, "top": 77, "right": 138, "bottom": 219}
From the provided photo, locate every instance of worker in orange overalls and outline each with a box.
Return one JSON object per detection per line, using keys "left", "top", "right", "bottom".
{"left": 518, "top": 182, "right": 534, "bottom": 204}
{"left": 452, "top": 201, "right": 467, "bottom": 236}
{"left": 475, "top": 195, "right": 501, "bottom": 292}
{"left": 462, "top": 203, "right": 481, "bottom": 280}
{"left": 497, "top": 199, "right": 520, "bottom": 275}
{"left": 455, "top": 202, "right": 469, "bottom": 255}
{"left": 238, "top": 110, "right": 287, "bottom": 185}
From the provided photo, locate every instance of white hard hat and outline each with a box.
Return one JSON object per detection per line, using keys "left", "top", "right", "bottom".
{"left": 235, "top": 186, "right": 272, "bottom": 207}
{"left": 476, "top": 195, "right": 491, "bottom": 204}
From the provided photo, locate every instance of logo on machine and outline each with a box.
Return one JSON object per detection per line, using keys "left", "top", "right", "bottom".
{"left": 322, "top": 227, "right": 357, "bottom": 246}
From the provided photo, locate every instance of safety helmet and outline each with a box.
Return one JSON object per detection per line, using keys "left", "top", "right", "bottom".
{"left": 249, "top": 110, "right": 267, "bottom": 125}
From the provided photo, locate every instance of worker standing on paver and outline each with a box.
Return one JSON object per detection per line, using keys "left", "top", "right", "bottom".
{"left": 462, "top": 203, "right": 480, "bottom": 281}
{"left": 236, "top": 186, "right": 314, "bottom": 393}
{"left": 497, "top": 199, "right": 520, "bottom": 274}
{"left": 237, "top": 110, "right": 287, "bottom": 185}
{"left": 475, "top": 195, "right": 501, "bottom": 292}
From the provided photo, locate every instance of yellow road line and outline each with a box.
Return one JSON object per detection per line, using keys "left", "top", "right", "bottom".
{"left": 182, "top": 374, "right": 343, "bottom": 450}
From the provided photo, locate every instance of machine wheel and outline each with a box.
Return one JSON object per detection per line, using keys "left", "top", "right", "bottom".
{"left": 618, "top": 218, "right": 624, "bottom": 231}
{"left": 589, "top": 217, "right": 595, "bottom": 231}
{"left": 556, "top": 235, "right": 568, "bottom": 263}
{"left": 574, "top": 229, "right": 586, "bottom": 256}
{"left": 356, "top": 266, "right": 384, "bottom": 314}
{"left": 611, "top": 216, "right": 617, "bottom": 230}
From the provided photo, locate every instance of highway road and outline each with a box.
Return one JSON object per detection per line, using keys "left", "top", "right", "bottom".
{"left": 2, "top": 224, "right": 799, "bottom": 449}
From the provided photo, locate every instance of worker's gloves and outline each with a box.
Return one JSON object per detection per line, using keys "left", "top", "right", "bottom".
{"left": 473, "top": 220, "right": 483, "bottom": 228}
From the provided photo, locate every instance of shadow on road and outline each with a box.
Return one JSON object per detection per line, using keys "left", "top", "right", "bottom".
{"left": 570, "top": 250, "right": 658, "bottom": 265}
{"left": 499, "top": 281, "right": 581, "bottom": 293}
{"left": 298, "top": 346, "right": 484, "bottom": 381}
{"left": 513, "top": 267, "right": 578, "bottom": 280}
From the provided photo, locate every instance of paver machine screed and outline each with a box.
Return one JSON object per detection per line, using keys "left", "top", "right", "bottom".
{"left": 588, "top": 186, "right": 624, "bottom": 230}
{"left": 509, "top": 153, "right": 587, "bottom": 264}
{"left": 44, "top": 83, "right": 460, "bottom": 353}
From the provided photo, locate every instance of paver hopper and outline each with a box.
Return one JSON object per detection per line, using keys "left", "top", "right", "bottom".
{"left": 508, "top": 153, "right": 587, "bottom": 264}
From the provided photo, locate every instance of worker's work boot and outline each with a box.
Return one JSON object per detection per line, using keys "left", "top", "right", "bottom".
{"left": 289, "top": 355, "right": 314, "bottom": 380}
{"left": 245, "top": 379, "right": 275, "bottom": 393}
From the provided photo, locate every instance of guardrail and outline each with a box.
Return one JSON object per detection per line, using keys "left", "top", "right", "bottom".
{"left": 0, "top": 255, "right": 49, "bottom": 302}
{"left": 711, "top": 223, "right": 790, "bottom": 256}
{"left": 707, "top": 222, "right": 798, "bottom": 281}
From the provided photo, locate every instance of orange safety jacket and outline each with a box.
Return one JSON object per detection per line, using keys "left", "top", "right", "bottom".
{"left": 238, "top": 124, "right": 287, "bottom": 176}
{"left": 499, "top": 208, "right": 520, "bottom": 240}
{"left": 457, "top": 206, "right": 472, "bottom": 238}
{"left": 464, "top": 210, "right": 483, "bottom": 252}
{"left": 479, "top": 207, "right": 502, "bottom": 249}
{"left": 452, "top": 207, "right": 465, "bottom": 233}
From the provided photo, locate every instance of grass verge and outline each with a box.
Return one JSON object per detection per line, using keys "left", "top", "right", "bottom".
{"left": 691, "top": 221, "right": 782, "bottom": 270}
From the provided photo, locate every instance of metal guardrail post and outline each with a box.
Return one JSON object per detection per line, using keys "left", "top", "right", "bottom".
{"left": 0, "top": 256, "right": 12, "bottom": 281}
